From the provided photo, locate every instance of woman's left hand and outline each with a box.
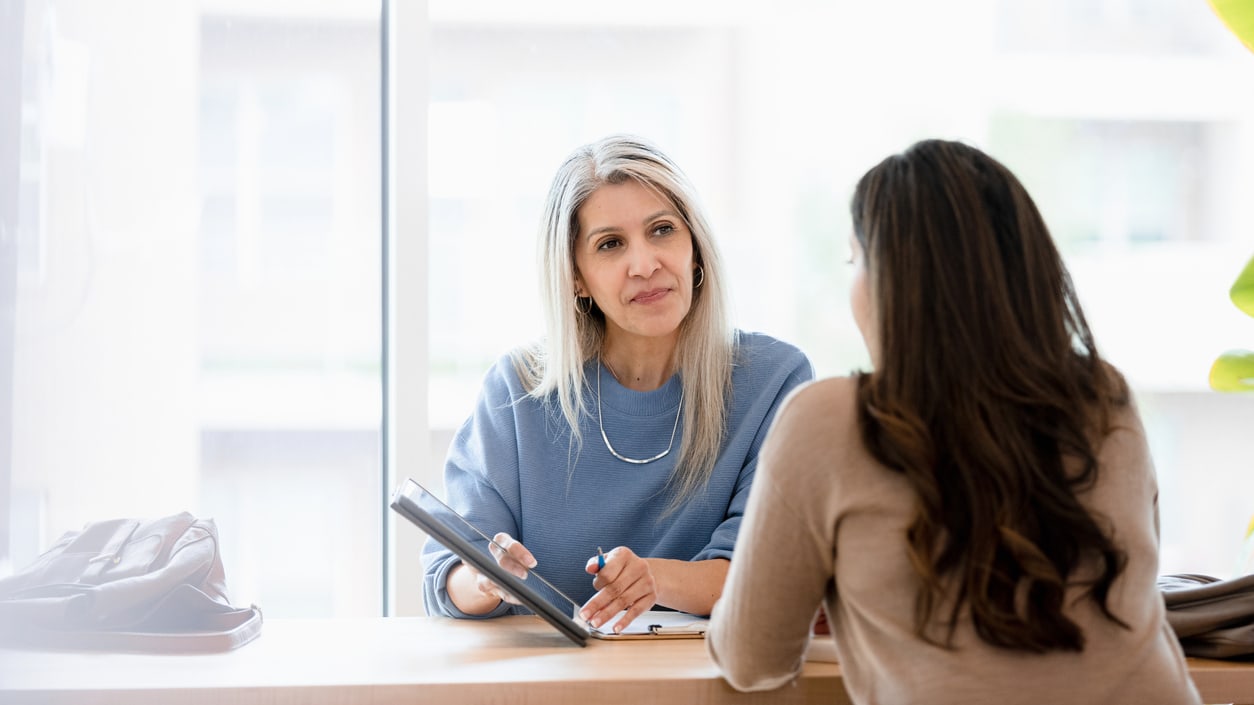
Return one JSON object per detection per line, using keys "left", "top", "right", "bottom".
{"left": 580, "top": 546, "right": 656, "bottom": 634}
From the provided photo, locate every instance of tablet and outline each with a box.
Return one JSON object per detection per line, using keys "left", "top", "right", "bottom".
{"left": 390, "top": 478, "right": 590, "bottom": 646}
{"left": 390, "top": 479, "right": 710, "bottom": 646}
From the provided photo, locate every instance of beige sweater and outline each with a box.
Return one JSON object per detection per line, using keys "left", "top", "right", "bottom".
{"left": 707, "top": 376, "right": 1201, "bottom": 705}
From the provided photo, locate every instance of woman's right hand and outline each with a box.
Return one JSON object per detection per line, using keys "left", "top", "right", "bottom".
{"left": 449, "top": 532, "right": 538, "bottom": 612}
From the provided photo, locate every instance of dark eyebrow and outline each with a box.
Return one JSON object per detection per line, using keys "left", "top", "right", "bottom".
{"left": 584, "top": 210, "right": 679, "bottom": 241}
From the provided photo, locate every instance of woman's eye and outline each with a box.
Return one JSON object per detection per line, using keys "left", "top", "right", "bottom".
{"left": 597, "top": 238, "right": 621, "bottom": 251}
{"left": 653, "top": 224, "right": 675, "bottom": 236}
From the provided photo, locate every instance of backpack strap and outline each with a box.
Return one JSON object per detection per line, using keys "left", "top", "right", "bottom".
{"left": 81, "top": 520, "right": 140, "bottom": 581}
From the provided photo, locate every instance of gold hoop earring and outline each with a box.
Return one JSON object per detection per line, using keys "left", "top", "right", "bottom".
{"left": 575, "top": 296, "right": 593, "bottom": 315}
{"left": 693, "top": 265, "right": 705, "bottom": 289}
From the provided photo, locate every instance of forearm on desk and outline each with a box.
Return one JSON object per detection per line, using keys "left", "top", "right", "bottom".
{"left": 646, "top": 557, "right": 729, "bottom": 616}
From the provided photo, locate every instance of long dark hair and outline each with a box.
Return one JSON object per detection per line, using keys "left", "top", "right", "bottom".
{"left": 851, "top": 139, "right": 1131, "bottom": 653}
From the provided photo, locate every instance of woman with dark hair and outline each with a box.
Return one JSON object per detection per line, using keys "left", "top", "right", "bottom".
{"left": 707, "top": 139, "right": 1201, "bottom": 704}
{"left": 423, "top": 135, "right": 812, "bottom": 634}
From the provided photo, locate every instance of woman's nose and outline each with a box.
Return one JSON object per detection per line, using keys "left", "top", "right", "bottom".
{"left": 626, "top": 241, "right": 662, "bottom": 278}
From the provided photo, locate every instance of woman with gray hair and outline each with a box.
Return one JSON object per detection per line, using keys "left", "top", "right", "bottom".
{"left": 423, "top": 135, "right": 812, "bottom": 634}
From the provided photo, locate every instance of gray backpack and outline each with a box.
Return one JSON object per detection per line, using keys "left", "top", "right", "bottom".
{"left": 0, "top": 512, "right": 261, "bottom": 652}
{"left": 1160, "top": 572, "right": 1254, "bottom": 659}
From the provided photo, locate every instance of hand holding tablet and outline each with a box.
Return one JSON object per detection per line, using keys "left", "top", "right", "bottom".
{"left": 391, "top": 479, "right": 707, "bottom": 645}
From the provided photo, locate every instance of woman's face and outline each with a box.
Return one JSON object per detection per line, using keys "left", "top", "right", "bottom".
{"left": 850, "top": 234, "right": 879, "bottom": 366}
{"left": 573, "top": 180, "right": 696, "bottom": 349}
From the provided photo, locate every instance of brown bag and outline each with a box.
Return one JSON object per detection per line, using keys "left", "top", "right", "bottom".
{"left": 1160, "top": 572, "right": 1254, "bottom": 659}
{"left": 0, "top": 512, "right": 262, "bottom": 652}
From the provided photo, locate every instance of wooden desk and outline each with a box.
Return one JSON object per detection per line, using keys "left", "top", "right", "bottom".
{"left": 1193, "top": 657, "right": 1254, "bottom": 705}
{"left": 0, "top": 617, "right": 1250, "bottom": 705}
{"left": 0, "top": 617, "right": 844, "bottom": 705}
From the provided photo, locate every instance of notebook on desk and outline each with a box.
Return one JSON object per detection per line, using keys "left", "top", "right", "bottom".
{"left": 389, "top": 478, "right": 709, "bottom": 647}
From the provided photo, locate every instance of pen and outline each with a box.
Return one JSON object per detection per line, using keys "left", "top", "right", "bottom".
{"left": 597, "top": 546, "right": 606, "bottom": 570}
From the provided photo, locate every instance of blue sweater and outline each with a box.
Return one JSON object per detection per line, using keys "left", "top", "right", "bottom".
{"left": 422, "top": 331, "right": 813, "bottom": 618}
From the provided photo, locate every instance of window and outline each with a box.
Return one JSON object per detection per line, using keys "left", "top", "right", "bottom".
{"left": 5, "top": 1, "right": 383, "bottom": 617}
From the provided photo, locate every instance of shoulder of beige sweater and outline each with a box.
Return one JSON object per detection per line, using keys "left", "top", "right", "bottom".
{"left": 780, "top": 375, "right": 858, "bottom": 421}
{"left": 759, "top": 376, "right": 867, "bottom": 518}
{"left": 1095, "top": 401, "right": 1154, "bottom": 482}
{"left": 766, "top": 375, "right": 861, "bottom": 459}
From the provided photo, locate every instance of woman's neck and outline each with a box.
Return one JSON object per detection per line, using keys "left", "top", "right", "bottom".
{"left": 600, "top": 336, "right": 679, "bottom": 392}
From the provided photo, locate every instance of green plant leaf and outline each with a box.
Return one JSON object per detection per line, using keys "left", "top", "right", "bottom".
{"left": 1232, "top": 254, "right": 1254, "bottom": 317}
{"left": 1210, "top": 350, "right": 1254, "bottom": 392}
{"left": 1210, "top": 0, "right": 1254, "bottom": 53}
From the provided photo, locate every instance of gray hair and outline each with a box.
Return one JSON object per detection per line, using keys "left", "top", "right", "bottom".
{"left": 512, "top": 135, "right": 734, "bottom": 507}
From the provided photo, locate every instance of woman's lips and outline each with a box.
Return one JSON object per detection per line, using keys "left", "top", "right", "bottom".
{"left": 632, "top": 288, "right": 670, "bottom": 304}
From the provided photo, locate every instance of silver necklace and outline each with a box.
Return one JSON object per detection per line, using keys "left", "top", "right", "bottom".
{"left": 596, "top": 359, "right": 683, "bottom": 465}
